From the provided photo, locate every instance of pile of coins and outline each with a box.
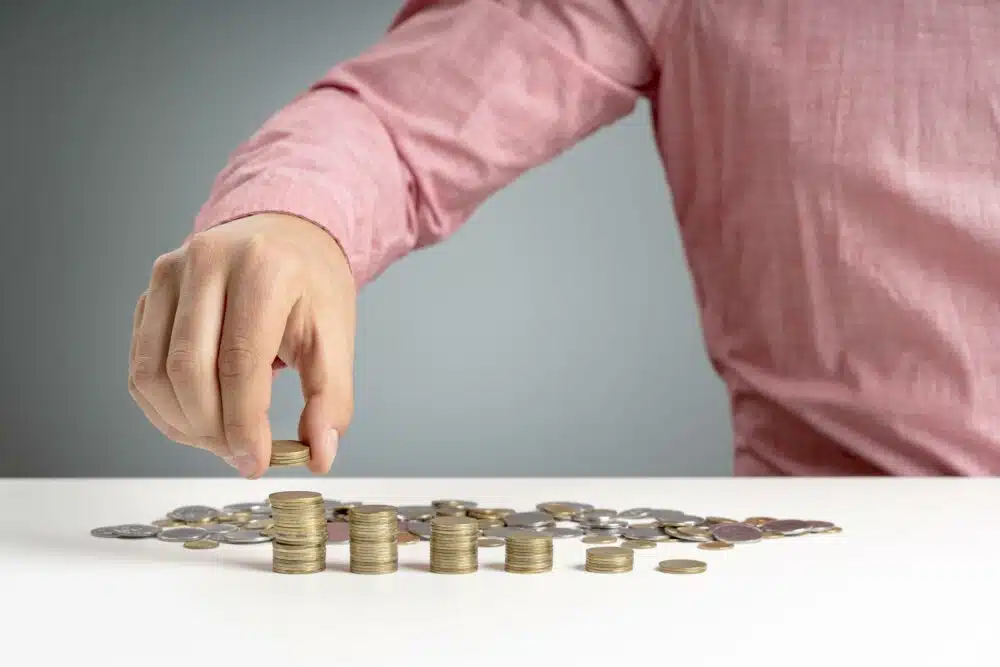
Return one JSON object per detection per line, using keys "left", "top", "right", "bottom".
{"left": 269, "top": 491, "right": 326, "bottom": 574}
{"left": 504, "top": 532, "right": 553, "bottom": 574}
{"left": 348, "top": 505, "right": 398, "bottom": 575}
{"left": 430, "top": 516, "right": 479, "bottom": 574}
{"left": 91, "top": 492, "right": 844, "bottom": 578}
{"left": 585, "top": 546, "right": 634, "bottom": 574}
{"left": 268, "top": 440, "right": 310, "bottom": 468}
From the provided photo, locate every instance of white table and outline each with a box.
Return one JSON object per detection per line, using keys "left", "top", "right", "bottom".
{"left": 0, "top": 477, "right": 995, "bottom": 666}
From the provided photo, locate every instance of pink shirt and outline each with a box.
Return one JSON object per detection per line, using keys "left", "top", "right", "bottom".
{"left": 193, "top": 1, "right": 1000, "bottom": 476}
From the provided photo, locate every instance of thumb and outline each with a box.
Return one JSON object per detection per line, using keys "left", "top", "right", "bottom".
{"left": 292, "top": 325, "right": 354, "bottom": 475}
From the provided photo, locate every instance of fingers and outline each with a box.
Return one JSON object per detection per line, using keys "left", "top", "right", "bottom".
{"left": 167, "top": 238, "right": 227, "bottom": 454}
{"left": 294, "top": 308, "right": 354, "bottom": 474}
{"left": 130, "top": 253, "right": 190, "bottom": 436}
{"left": 218, "top": 240, "right": 296, "bottom": 479}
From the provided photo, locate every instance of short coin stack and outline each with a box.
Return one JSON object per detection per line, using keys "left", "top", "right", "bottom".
{"left": 348, "top": 505, "right": 398, "bottom": 575}
{"left": 269, "top": 491, "right": 326, "bottom": 574}
{"left": 585, "top": 546, "right": 633, "bottom": 574}
{"left": 269, "top": 440, "right": 310, "bottom": 468}
{"left": 504, "top": 532, "right": 553, "bottom": 574}
{"left": 430, "top": 516, "right": 479, "bottom": 574}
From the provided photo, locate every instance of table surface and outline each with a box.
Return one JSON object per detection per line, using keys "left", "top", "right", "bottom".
{"left": 0, "top": 477, "right": 995, "bottom": 666}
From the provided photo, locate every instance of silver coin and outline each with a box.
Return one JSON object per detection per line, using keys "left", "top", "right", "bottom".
{"left": 661, "top": 526, "right": 706, "bottom": 542}
{"left": 580, "top": 518, "right": 629, "bottom": 531}
{"left": 158, "top": 527, "right": 208, "bottom": 542}
{"left": 538, "top": 526, "right": 585, "bottom": 539}
{"left": 537, "top": 501, "right": 594, "bottom": 514}
{"left": 322, "top": 499, "right": 343, "bottom": 511}
{"left": 219, "top": 530, "right": 272, "bottom": 544}
{"left": 397, "top": 505, "right": 436, "bottom": 521}
{"left": 111, "top": 524, "right": 161, "bottom": 539}
{"left": 482, "top": 526, "right": 540, "bottom": 540}
{"left": 407, "top": 521, "right": 432, "bottom": 540}
{"left": 575, "top": 509, "right": 617, "bottom": 524}
{"left": 223, "top": 502, "right": 270, "bottom": 515}
{"left": 711, "top": 523, "right": 763, "bottom": 544}
{"left": 805, "top": 520, "right": 836, "bottom": 533}
{"left": 504, "top": 511, "right": 555, "bottom": 528}
{"left": 327, "top": 523, "right": 350, "bottom": 544}
{"left": 623, "top": 526, "right": 667, "bottom": 542}
{"left": 168, "top": 505, "right": 220, "bottom": 522}
{"left": 587, "top": 525, "right": 625, "bottom": 537}
{"left": 761, "top": 519, "right": 811, "bottom": 536}
{"left": 431, "top": 499, "right": 478, "bottom": 509}
{"left": 90, "top": 526, "right": 121, "bottom": 538}
{"left": 653, "top": 511, "right": 703, "bottom": 527}
{"left": 244, "top": 518, "right": 273, "bottom": 530}
{"left": 617, "top": 508, "right": 654, "bottom": 519}
{"left": 203, "top": 523, "right": 239, "bottom": 535}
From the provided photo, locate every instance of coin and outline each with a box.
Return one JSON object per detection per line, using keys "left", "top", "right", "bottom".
{"left": 575, "top": 509, "right": 617, "bottom": 524}
{"left": 407, "top": 521, "right": 432, "bottom": 540}
{"left": 431, "top": 499, "right": 477, "bottom": 509}
{"left": 805, "top": 520, "right": 836, "bottom": 532}
{"left": 617, "top": 508, "right": 654, "bottom": 519}
{"left": 478, "top": 538, "right": 505, "bottom": 548}
{"left": 698, "top": 541, "right": 733, "bottom": 551}
{"left": 158, "top": 527, "right": 208, "bottom": 542}
{"left": 760, "top": 519, "right": 811, "bottom": 536}
{"left": 744, "top": 516, "right": 776, "bottom": 527}
{"left": 504, "top": 512, "right": 555, "bottom": 528}
{"left": 622, "top": 540, "right": 656, "bottom": 550}
{"left": 183, "top": 539, "right": 219, "bottom": 549}
{"left": 623, "top": 526, "right": 668, "bottom": 541}
{"left": 482, "top": 526, "right": 538, "bottom": 540}
{"left": 269, "top": 439, "right": 310, "bottom": 467}
{"left": 819, "top": 526, "right": 843, "bottom": 534}
{"left": 151, "top": 519, "right": 184, "bottom": 528}
{"left": 245, "top": 518, "right": 273, "bottom": 530}
{"left": 675, "top": 526, "right": 714, "bottom": 542}
{"left": 167, "top": 506, "right": 219, "bottom": 523}
{"left": 397, "top": 533, "right": 420, "bottom": 545}
{"left": 537, "top": 502, "right": 594, "bottom": 514}
{"left": 538, "top": 527, "right": 585, "bottom": 539}
{"left": 204, "top": 523, "right": 239, "bottom": 535}
{"left": 711, "top": 523, "right": 763, "bottom": 544}
{"left": 762, "top": 531, "right": 783, "bottom": 539}
{"left": 705, "top": 516, "right": 738, "bottom": 524}
{"left": 397, "top": 506, "right": 436, "bottom": 521}
{"left": 581, "top": 535, "right": 617, "bottom": 545}
{"left": 657, "top": 559, "right": 707, "bottom": 574}
{"left": 112, "top": 524, "right": 161, "bottom": 539}
{"left": 90, "top": 526, "right": 120, "bottom": 538}
{"left": 585, "top": 546, "right": 633, "bottom": 573}
{"left": 220, "top": 530, "right": 272, "bottom": 544}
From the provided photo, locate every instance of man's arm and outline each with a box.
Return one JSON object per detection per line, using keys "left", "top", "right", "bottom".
{"left": 193, "top": 0, "right": 661, "bottom": 287}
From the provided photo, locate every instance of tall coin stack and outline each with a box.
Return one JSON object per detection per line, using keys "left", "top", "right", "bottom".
{"left": 504, "top": 532, "right": 553, "bottom": 574}
{"left": 429, "top": 516, "right": 479, "bottom": 574}
{"left": 584, "top": 546, "right": 633, "bottom": 574}
{"left": 269, "top": 491, "right": 326, "bottom": 574}
{"left": 349, "top": 505, "right": 399, "bottom": 575}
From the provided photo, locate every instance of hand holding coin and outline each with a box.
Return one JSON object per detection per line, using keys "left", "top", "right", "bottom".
{"left": 127, "top": 213, "right": 356, "bottom": 478}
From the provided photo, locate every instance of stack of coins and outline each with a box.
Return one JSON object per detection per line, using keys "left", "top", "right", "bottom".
{"left": 584, "top": 546, "right": 633, "bottom": 574}
{"left": 269, "top": 440, "right": 310, "bottom": 467}
{"left": 349, "top": 505, "right": 399, "bottom": 575}
{"left": 269, "top": 491, "right": 326, "bottom": 574}
{"left": 504, "top": 532, "right": 553, "bottom": 574}
{"left": 429, "top": 516, "right": 479, "bottom": 574}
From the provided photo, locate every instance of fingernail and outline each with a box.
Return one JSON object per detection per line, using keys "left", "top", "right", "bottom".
{"left": 327, "top": 429, "right": 339, "bottom": 461}
{"left": 234, "top": 454, "right": 257, "bottom": 478}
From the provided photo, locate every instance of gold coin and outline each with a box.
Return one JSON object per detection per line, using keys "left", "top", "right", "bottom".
{"left": 657, "top": 558, "right": 707, "bottom": 574}
{"left": 478, "top": 538, "right": 505, "bottom": 548}
{"left": 698, "top": 541, "right": 733, "bottom": 551}
{"left": 183, "top": 539, "right": 219, "bottom": 550}
{"left": 269, "top": 440, "right": 310, "bottom": 466}
{"left": 581, "top": 535, "right": 617, "bottom": 545}
{"left": 397, "top": 533, "right": 420, "bottom": 545}
{"left": 820, "top": 526, "right": 843, "bottom": 534}
{"left": 622, "top": 540, "right": 657, "bottom": 549}
{"left": 269, "top": 491, "right": 322, "bottom": 504}
{"left": 676, "top": 526, "right": 713, "bottom": 539}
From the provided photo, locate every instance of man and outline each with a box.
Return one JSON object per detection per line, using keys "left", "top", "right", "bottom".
{"left": 127, "top": 1, "right": 1000, "bottom": 479}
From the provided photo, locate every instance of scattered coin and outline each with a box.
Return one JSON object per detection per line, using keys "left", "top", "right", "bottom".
{"left": 698, "top": 541, "right": 733, "bottom": 551}
{"left": 90, "top": 526, "right": 121, "bottom": 538}
{"left": 151, "top": 519, "right": 184, "bottom": 528}
{"left": 538, "top": 527, "right": 586, "bottom": 539}
{"left": 805, "top": 520, "right": 836, "bottom": 532}
{"left": 158, "top": 527, "right": 208, "bottom": 542}
{"left": 705, "top": 516, "right": 738, "bottom": 525}
{"left": 658, "top": 559, "right": 707, "bottom": 574}
{"left": 167, "top": 506, "right": 219, "bottom": 523}
{"left": 622, "top": 540, "right": 657, "bottom": 550}
{"left": 204, "top": 523, "right": 239, "bottom": 535}
{"left": 183, "top": 539, "right": 219, "bottom": 550}
{"left": 762, "top": 531, "right": 783, "bottom": 539}
{"left": 397, "top": 506, "right": 436, "bottom": 521}
{"left": 478, "top": 538, "right": 505, "bottom": 548}
{"left": 407, "top": 521, "right": 432, "bottom": 540}
{"left": 820, "top": 526, "right": 843, "bottom": 534}
{"left": 112, "top": 524, "right": 161, "bottom": 539}
{"left": 504, "top": 512, "right": 556, "bottom": 528}
{"left": 220, "top": 530, "right": 272, "bottom": 544}
{"left": 711, "top": 523, "right": 763, "bottom": 544}
{"left": 431, "top": 500, "right": 477, "bottom": 510}
{"left": 397, "top": 533, "right": 420, "bottom": 545}
{"left": 674, "top": 526, "right": 714, "bottom": 542}
{"left": 760, "top": 519, "right": 812, "bottom": 536}
{"left": 617, "top": 508, "right": 654, "bottom": 519}
{"left": 223, "top": 502, "right": 270, "bottom": 515}
{"left": 581, "top": 535, "right": 617, "bottom": 545}
{"left": 624, "top": 526, "right": 668, "bottom": 541}
{"left": 537, "top": 502, "right": 594, "bottom": 515}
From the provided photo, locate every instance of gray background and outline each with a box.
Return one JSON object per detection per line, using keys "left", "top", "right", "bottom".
{"left": 0, "top": 0, "right": 732, "bottom": 477}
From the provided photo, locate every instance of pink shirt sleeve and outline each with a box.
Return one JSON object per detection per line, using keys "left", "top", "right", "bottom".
{"left": 192, "top": 0, "right": 660, "bottom": 288}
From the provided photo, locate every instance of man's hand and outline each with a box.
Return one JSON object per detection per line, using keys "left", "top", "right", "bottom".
{"left": 128, "top": 213, "right": 356, "bottom": 478}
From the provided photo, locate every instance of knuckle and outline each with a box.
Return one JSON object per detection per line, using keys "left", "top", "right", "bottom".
{"left": 130, "top": 355, "right": 161, "bottom": 390}
{"left": 184, "top": 235, "right": 220, "bottom": 272}
{"left": 165, "top": 345, "right": 202, "bottom": 385}
{"left": 150, "top": 252, "right": 179, "bottom": 284}
{"left": 217, "top": 343, "right": 256, "bottom": 380}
